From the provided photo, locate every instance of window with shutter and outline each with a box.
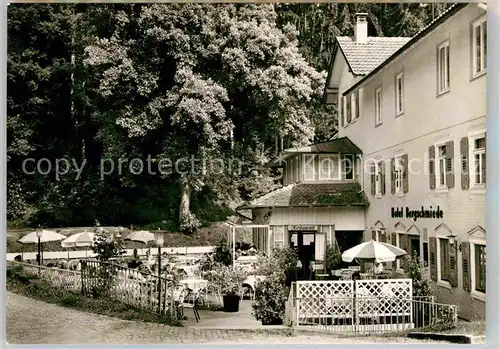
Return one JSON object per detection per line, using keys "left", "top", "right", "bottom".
{"left": 439, "top": 238, "right": 450, "bottom": 282}
{"left": 394, "top": 156, "right": 403, "bottom": 194}
{"left": 449, "top": 244, "right": 458, "bottom": 287}
{"left": 460, "top": 137, "right": 469, "bottom": 189}
{"left": 370, "top": 163, "right": 376, "bottom": 196}
{"left": 470, "top": 134, "right": 486, "bottom": 187}
{"left": 381, "top": 160, "right": 386, "bottom": 195}
{"left": 437, "top": 145, "right": 447, "bottom": 188}
{"left": 470, "top": 240, "right": 486, "bottom": 294}
{"left": 445, "top": 140, "right": 454, "bottom": 188}
{"left": 374, "top": 160, "right": 383, "bottom": 195}
{"left": 429, "top": 237, "right": 438, "bottom": 281}
{"left": 429, "top": 146, "right": 436, "bottom": 189}
{"left": 461, "top": 242, "right": 471, "bottom": 292}
{"left": 340, "top": 97, "right": 345, "bottom": 128}
{"left": 390, "top": 158, "right": 396, "bottom": 194}
{"left": 402, "top": 154, "right": 409, "bottom": 193}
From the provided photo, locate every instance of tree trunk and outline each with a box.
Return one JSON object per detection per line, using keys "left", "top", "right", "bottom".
{"left": 179, "top": 181, "right": 192, "bottom": 223}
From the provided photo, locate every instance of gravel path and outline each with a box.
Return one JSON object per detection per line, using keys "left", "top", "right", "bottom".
{"left": 7, "top": 292, "right": 447, "bottom": 345}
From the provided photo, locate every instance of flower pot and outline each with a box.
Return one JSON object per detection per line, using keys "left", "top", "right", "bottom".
{"left": 261, "top": 318, "right": 283, "bottom": 325}
{"left": 222, "top": 295, "right": 240, "bottom": 312}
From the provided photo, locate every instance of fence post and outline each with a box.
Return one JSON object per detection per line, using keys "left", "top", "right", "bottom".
{"left": 80, "top": 260, "right": 86, "bottom": 294}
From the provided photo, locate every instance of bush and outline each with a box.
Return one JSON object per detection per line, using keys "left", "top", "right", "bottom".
{"left": 179, "top": 212, "right": 202, "bottom": 234}
{"left": 324, "top": 244, "right": 342, "bottom": 272}
{"left": 256, "top": 247, "right": 298, "bottom": 280}
{"left": 213, "top": 238, "right": 232, "bottom": 266}
{"left": 405, "top": 255, "right": 433, "bottom": 297}
{"left": 91, "top": 230, "right": 126, "bottom": 261}
{"left": 252, "top": 272, "right": 289, "bottom": 323}
{"left": 252, "top": 248, "right": 298, "bottom": 323}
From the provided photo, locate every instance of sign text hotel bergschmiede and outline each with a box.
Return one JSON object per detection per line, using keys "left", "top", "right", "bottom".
{"left": 391, "top": 206, "right": 443, "bottom": 221}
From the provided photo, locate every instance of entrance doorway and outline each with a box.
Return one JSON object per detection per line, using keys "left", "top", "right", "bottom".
{"left": 290, "top": 231, "right": 316, "bottom": 280}
{"left": 409, "top": 235, "right": 420, "bottom": 260}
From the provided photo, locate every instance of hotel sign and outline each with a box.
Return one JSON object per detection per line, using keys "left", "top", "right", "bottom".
{"left": 391, "top": 206, "right": 443, "bottom": 221}
{"left": 288, "top": 225, "right": 317, "bottom": 231}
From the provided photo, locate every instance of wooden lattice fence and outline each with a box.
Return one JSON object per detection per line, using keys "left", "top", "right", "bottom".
{"left": 290, "top": 279, "right": 458, "bottom": 334}
{"left": 7, "top": 261, "right": 81, "bottom": 292}
{"left": 80, "top": 260, "right": 178, "bottom": 317}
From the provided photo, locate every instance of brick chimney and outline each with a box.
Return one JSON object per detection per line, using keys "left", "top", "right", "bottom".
{"left": 354, "top": 13, "right": 368, "bottom": 44}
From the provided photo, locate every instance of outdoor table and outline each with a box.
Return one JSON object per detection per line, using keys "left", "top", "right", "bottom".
{"left": 175, "top": 264, "right": 199, "bottom": 276}
{"left": 180, "top": 278, "right": 208, "bottom": 293}
{"left": 243, "top": 275, "right": 265, "bottom": 290}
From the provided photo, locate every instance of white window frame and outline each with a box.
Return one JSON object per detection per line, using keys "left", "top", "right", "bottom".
{"left": 395, "top": 155, "right": 404, "bottom": 194}
{"left": 435, "top": 143, "right": 448, "bottom": 189}
{"left": 303, "top": 154, "right": 316, "bottom": 181}
{"left": 375, "top": 86, "right": 382, "bottom": 125}
{"left": 469, "top": 131, "right": 486, "bottom": 188}
{"left": 318, "top": 154, "right": 340, "bottom": 181}
{"left": 437, "top": 40, "right": 450, "bottom": 94}
{"left": 436, "top": 236, "right": 451, "bottom": 288}
{"left": 344, "top": 154, "right": 355, "bottom": 180}
{"left": 351, "top": 90, "right": 360, "bottom": 121}
{"left": 395, "top": 72, "right": 404, "bottom": 115}
{"left": 470, "top": 235, "right": 486, "bottom": 300}
{"left": 375, "top": 160, "right": 383, "bottom": 196}
{"left": 374, "top": 229, "right": 381, "bottom": 242}
{"left": 273, "top": 226, "right": 285, "bottom": 249}
{"left": 472, "top": 17, "right": 487, "bottom": 77}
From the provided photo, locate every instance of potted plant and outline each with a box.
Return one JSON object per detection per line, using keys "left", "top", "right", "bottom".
{"left": 252, "top": 272, "right": 288, "bottom": 325}
{"left": 204, "top": 263, "right": 247, "bottom": 312}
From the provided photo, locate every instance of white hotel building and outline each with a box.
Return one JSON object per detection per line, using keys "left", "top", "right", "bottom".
{"left": 324, "top": 3, "right": 486, "bottom": 321}
{"left": 237, "top": 3, "right": 486, "bottom": 321}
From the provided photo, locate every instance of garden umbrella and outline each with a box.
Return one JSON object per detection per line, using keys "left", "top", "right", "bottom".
{"left": 18, "top": 230, "right": 66, "bottom": 265}
{"left": 61, "top": 231, "right": 95, "bottom": 258}
{"left": 125, "top": 230, "right": 154, "bottom": 256}
{"left": 341, "top": 240, "right": 407, "bottom": 264}
{"left": 125, "top": 230, "right": 154, "bottom": 244}
{"left": 61, "top": 231, "right": 95, "bottom": 248}
{"left": 18, "top": 230, "right": 66, "bottom": 244}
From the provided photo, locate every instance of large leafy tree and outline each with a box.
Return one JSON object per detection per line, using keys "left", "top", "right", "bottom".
{"left": 84, "top": 4, "right": 326, "bottom": 228}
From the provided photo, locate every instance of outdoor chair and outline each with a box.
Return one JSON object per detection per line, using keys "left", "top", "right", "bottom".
{"left": 178, "top": 288, "right": 202, "bottom": 322}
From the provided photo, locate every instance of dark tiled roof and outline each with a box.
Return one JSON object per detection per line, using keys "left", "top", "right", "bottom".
{"left": 337, "top": 36, "right": 411, "bottom": 75}
{"left": 267, "top": 137, "right": 362, "bottom": 167}
{"left": 238, "top": 182, "right": 370, "bottom": 209}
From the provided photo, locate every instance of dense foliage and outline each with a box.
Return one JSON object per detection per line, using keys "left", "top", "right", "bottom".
{"left": 324, "top": 243, "right": 342, "bottom": 273}
{"left": 252, "top": 247, "right": 298, "bottom": 322}
{"left": 405, "top": 255, "right": 433, "bottom": 298}
{"left": 7, "top": 3, "right": 450, "bottom": 230}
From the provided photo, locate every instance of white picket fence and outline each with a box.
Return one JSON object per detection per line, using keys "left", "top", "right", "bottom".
{"left": 288, "top": 279, "right": 458, "bottom": 334}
